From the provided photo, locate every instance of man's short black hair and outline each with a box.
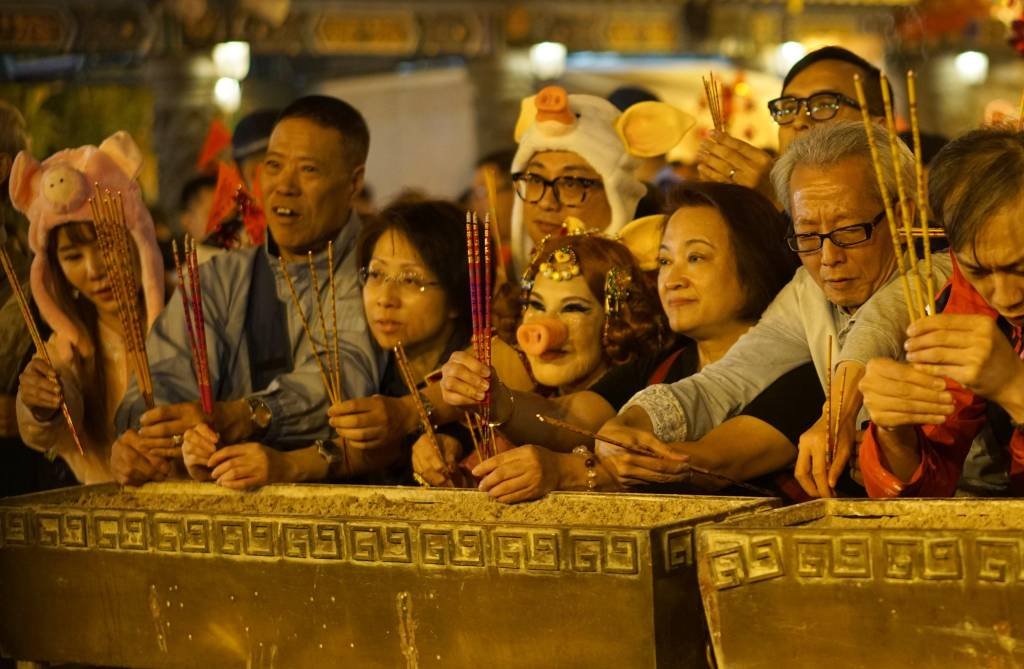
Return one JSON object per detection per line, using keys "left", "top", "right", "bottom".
{"left": 476, "top": 148, "right": 516, "bottom": 173}
{"left": 783, "top": 46, "right": 890, "bottom": 116}
{"left": 277, "top": 95, "right": 370, "bottom": 167}
{"left": 178, "top": 174, "right": 217, "bottom": 212}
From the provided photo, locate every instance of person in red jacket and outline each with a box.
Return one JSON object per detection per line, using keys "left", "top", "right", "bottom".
{"left": 859, "top": 126, "right": 1024, "bottom": 497}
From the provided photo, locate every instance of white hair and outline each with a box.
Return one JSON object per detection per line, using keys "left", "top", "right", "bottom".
{"left": 771, "top": 120, "right": 917, "bottom": 214}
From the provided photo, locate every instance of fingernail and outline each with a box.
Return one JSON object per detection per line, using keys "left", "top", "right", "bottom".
{"left": 905, "top": 352, "right": 917, "bottom": 362}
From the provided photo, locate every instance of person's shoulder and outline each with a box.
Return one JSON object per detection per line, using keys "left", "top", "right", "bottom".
{"left": 200, "top": 245, "right": 260, "bottom": 284}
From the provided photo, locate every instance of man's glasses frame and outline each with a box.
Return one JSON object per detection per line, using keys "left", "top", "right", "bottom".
{"left": 786, "top": 210, "right": 887, "bottom": 254}
{"left": 767, "top": 91, "right": 862, "bottom": 126}
{"left": 511, "top": 172, "right": 602, "bottom": 207}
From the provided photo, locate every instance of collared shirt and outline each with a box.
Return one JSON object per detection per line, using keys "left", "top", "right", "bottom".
{"left": 115, "top": 211, "right": 382, "bottom": 448}
{"left": 624, "top": 254, "right": 953, "bottom": 444}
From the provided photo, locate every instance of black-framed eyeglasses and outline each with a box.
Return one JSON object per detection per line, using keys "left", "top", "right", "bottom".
{"left": 358, "top": 266, "right": 439, "bottom": 293}
{"left": 786, "top": 210, "right": 886, "bottom": 254}
{"left": 767, "top": 91, "right": 861, "bottom": 125}
{"left": 511, "top": 172, "right": 602, "bottom": 207}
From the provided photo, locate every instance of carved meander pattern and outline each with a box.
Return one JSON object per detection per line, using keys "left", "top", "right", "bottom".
{"left": 0, "top": 506, "right": 684, "bottom": 578}
{"left": 702, "top": 531, "right": 1024, "bottom": 590}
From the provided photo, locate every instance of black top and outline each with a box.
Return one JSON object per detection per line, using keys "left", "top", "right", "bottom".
{"left": 589, "top": 343, "right": 699, "bottom": 412}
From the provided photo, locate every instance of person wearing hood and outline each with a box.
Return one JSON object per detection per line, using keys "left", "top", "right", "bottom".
{"left": 10, "top": 131, "right": 166, "bottom": 483}
{"left": 507, "top": 85, "right": 694, "bottom": 275}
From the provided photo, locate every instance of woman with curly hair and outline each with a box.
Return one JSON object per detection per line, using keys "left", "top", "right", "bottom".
{"left": 424, "top": 182, "right": 816, "bottom": 502}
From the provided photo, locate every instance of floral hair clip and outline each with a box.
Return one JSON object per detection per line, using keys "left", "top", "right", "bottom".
{"left": 539, "top": 247, "right": 581, "bottom": 281}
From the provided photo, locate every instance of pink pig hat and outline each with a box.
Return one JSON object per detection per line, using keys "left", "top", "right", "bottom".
{"left": 8, "top": 131, "right": 164, "bottom": 359}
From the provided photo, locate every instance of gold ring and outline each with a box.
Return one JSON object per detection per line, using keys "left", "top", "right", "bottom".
{"left": 413, "top": 472, "right": 431, "bottom": 488}
{"left": 728, "top": 168, "right": 737, "bottom": 181}
{"left": 172, "top": 434, "right": 184, "bottom": 447}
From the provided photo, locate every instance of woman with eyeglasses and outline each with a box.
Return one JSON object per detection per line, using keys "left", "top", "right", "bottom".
{"left": 182, "top": 199, "right": 532, "bottom": 487}
{"left": 696, "top": 46, "right": 890, "bottom": 205}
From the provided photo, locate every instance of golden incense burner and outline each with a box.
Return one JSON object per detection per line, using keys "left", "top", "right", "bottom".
{"left": 697, "top": 498, "right": 1024, "bottom": 669}
{"left": 0, "top": 482, "right": 775, "bottom": 668}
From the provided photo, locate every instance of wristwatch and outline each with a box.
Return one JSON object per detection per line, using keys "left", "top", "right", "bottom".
{"left": 314, "top": 438, "right": 344, "bottom": 464}
{"left": 246, "top": 396, "right": 272, "bottom": 436}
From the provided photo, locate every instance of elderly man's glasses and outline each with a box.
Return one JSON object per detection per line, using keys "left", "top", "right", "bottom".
{"left": 786, "top": 210, "right": 886, "bottom": 254}
{"left": 511, "top": 172, "right": 602, "bottom": 207}
{"left": 767, "top": 92, "right": 861, "bottom": 126}
{"left": 359, "top": 266, "right": 439, "bottom": 293}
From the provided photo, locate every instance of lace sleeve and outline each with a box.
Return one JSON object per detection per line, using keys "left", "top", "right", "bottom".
{"left": 622, "top": 384, "right": 690, "bottom": 442}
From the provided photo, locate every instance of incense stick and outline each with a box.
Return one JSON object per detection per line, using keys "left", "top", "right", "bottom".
{"left": 825, "top": 335, "right": 833, "bottom": 470}
{"left": 535, "top": 414, "right": 774, "bottom": 496}
{"left": 393, "top": 343, "right": 448, "bottom": 484}
{"left": 1018, "top": 88, "right": 1024, "bottom": 133}
{"left": 880, "top": 74, "right": 926, "bottom": 319}
{"left": 0, "top": 247, "right": 85, "bottom": 455}
{"left": 279, "top": 256, "right": 339, "bottom": 404}
{"left": 482, "top": 165, "right": 508, "bottom": 283}
{"left": 907, "top": 71, "right": 937, "bottom": 316}
{"left": 328, "top": 241, "right": 342, "bottom": 398}
{"left": 827, "top": 367, "right": 849, "bottom": 471}
{"left": 853, "top": 75, "right": 917, "bottom": 324}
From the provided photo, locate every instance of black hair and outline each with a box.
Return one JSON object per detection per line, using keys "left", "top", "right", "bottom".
{"left": 277, "top": 95, "right": 370, "bottom": 167}
{"left": 607, "top": 85, "right": 660, "bottom": 112}
{"left": 178, "top": 174, "right": 217, "bottom": 212}
{"left": 664, "top": 182, "right": 796, "bottom": 321}
{"left": 897, "top": 130, "right": 949, "bottom": 167}
{"left": 783, "top": 46, "right": 890, "bottom": 116}
{"left": 476, "top": 148, "right": 517, "bottom": 173}
{"left": 928, "top": 126, "right": 1024, "bottom": 256}
{"left": 356, "top": 199, "right": 473, "bottom": 349}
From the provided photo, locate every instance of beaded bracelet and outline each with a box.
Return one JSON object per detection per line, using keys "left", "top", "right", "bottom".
{"left": 572, "top": 445, "right": 598, "bottom": 492}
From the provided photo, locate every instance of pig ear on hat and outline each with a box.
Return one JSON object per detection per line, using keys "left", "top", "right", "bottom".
{"left": 8, "top": 150, "right": 40, "bottom": 213}
{"left": 98, "top": 131, "right": 144, "bottom": 180}
{"left": 615, "top": 101, "right": 695, "bottom": 159}
{"left": 514, "top": 96, "right": 539, "bottom": 143}
{"left": 616, "top": 214, "right": 667, "bottom": 272}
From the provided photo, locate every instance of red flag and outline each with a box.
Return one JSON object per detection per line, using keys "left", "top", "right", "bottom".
{"left": 196, "top": 118, "right": 232, "bottom": 173}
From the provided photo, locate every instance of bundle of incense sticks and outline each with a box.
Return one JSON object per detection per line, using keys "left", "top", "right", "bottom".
{"left": 278, "top": 242, "right": 343, "bottom": 405}
{"left": 465, "top": 212, "right": 497, "bottom": 461}
{"left": 393, "top": 343, "right": 448, "bottom": 485}
{"left": 702, "top": 72, "right": 726, "bottom": 132}
{"left": 535, "top": 414, "right": 774, "bottom": 496}
{"left": 172, "top": 236, "right": 213, "bottom": 416}
{"left": 853, "top": 74, "right": 932, "bottom": 323}
{"left": 89, "top": 187, "right": 154, "bottom": 409}
{"left": 0, "top": 245, "right": 84, "bottom": 455}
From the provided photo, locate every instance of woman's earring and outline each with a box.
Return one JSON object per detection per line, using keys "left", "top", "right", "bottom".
{"left": 72, "top": 288, "right": 80, "bottom": 299}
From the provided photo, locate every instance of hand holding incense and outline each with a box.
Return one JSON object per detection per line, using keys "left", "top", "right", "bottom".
{"left": 0, "top": 246, "right": 84, "bottom": 455}
{"left": 393, "top": 343, "right": 448, "bottom": 485}
{"left": 535, "top": 414, "right": 774, "bottom": 496}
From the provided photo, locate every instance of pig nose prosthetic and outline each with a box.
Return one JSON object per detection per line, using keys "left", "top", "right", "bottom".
{"left": 517, "top": 318, "right": 569, "bottom": 355}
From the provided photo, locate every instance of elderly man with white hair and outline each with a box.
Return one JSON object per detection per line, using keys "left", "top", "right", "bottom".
{"left": 596, "top": 120, "right": 951, "bottom": 499}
